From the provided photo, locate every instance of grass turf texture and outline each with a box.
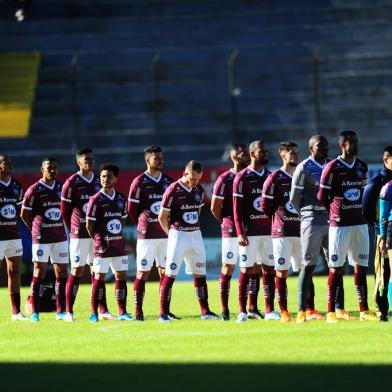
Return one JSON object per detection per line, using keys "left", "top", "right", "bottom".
{"left": 0, "top": 276, "right": 391, "bottom": 391}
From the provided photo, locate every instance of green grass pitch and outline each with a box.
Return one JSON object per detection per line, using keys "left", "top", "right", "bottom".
{"left": 0, "top": 276, "right": 391, "bottom": 391}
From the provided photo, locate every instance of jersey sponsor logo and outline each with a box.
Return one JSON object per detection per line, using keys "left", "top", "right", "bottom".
{"left": 140, "top": 259, "right": 148, "bottom": 267}
{"left": 226, "top": 251, "right": 234, "bottom": 259}
{"left": 331, "top": 254, "right": 339, "bottom": 262}
{"left": 253, "top": 196, "right": 263, "bottom": 212}
{"left": 150, "top": 201, "right": 161, "bottom": 215}
{"left": 106, "top": 219, "right": 122, "bottom": 234}
{"left": 277, "top": 257, "right": 285, "bottom": 265}
{"left": 285, "top": 201, "right": 297, "bottom": 214}
{"left": 44, "top": 207, "right": 61, "bottom": 221}
{"left": 0, "top": 204, "right": 16, "bottom": 219}
{"left": 170, "top": 262, "right": 177, "bottom": 270}
{"left": 82, "top": 203, "right": 89, "bottom": 214}
{"left": 182, "top": 211, "right": 199, "bottom": 224}
{"left": 343, "top": 188, "right": 360, "bottom": 201}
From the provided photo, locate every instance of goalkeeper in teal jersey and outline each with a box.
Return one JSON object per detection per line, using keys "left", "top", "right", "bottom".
{"left": 379, "top": 180, "right": 392, "bottom": 321}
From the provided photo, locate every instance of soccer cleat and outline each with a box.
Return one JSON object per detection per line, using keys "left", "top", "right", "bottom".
{"left": 264, "top": 311, "right": 281, "bottom": 321}
{"left": 221, "top": 311, "right": 230, "bottom": 321}
{"left": 336, "top": 310, "right": 357, "bottom": 321}
{"left": 236, "top": 312, "right": 248, "bottom": 323}
{"left": 296, "top": 310, "right": 307, "bottom": 324}
{"left": 168, "top": 312, "right": 181, "bottom": 321}
{"left": 11, "top": 312, "right": 28, "bottom": 321}
{"left": 99, "top": 311, "right": 116, "bottom": 321}
{"left": 63, "top": 312, "right": 75, "bottom": 322}
{"left": 159, "top": 314, "right": 172, "bottom": 323}
{"left": 306, "top": 309, "right": 324, "bottom": 320}
{"left": 55, "top": 312, "right": 66, "bottom": 321}
{"left": 281, "top": 310, "right": 291, "bottom": 322}
{"left": 135, "top": 314, "right": 144, "bottom": 322}
{"left": 118, "top": 313, "right": 133, "bottom": 321}
{"left": 201, "top": 311, "right": 219, "bottom": 320}
{"left": 360, "top": 310, "right": 378, "bottom": 321}
{"left": 31, "top": 313, "right": 39, "bottom": 322}
{"left": 89, "top": 313, "right": 99, "bottom": 323}
{"left": 326, "top": 312, "right": 339, "bottom": 324}
{"left": 248, "top": 309, "right": 264, "bottom": 320}
{"left": 379, "top": 314, "right": 388, "bottom": 322}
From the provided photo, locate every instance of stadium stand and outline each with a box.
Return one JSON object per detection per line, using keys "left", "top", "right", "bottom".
{"left": 0, "top": 0, "right": 391, "bottom": 170}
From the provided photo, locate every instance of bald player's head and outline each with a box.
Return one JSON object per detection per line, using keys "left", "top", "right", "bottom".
{"left": 308, "top": 135, "right": 329, "bottom": 161}
{"left": 249, "top": 140, "right": 269, "bottom": 166}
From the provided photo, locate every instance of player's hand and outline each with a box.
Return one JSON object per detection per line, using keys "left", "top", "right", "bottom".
{"left": 379, "top": 238, "right": 387, "bottom": 256}
{"left": 237, "top": 234, "right": 249, "bottom": 247}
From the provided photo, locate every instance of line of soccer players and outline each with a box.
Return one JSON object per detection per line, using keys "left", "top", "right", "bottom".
{"left": 0, "top": 130, "right": 391, "bottom": 322}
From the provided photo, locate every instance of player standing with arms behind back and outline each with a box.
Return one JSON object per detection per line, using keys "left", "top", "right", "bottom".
{"left": 233, "top": 141, "right": 276, "bottom": 322}
{"left": 158, "top": 160, "right": 218, "bottom": 322}
{"left": 61, "top": 148, "right": 114, "bottom": 322}
{"left": 86, "top": 164, "right": 131, "bottom": 322}
{"left": 318, "top": 131, "right": 378, "bottom": 322}
{"left": 290, "top": 135, "right": 346, "bottom": 322}
{"left": 128, "top": 146, "right": 173, "bottom": 321}
{"left": 211, "top": 143, "right": 250, "bottom": 320}
{"left": 0, "top": 154, "right": 28, "bottom": 320}
{"left": 262, "top": 142, "right": 302, "bottom": 322}
{"left": 21, "top": 157, "right": 69, "bottom": 322}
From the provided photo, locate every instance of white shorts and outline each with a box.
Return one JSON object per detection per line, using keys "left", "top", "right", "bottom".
{"left": 222, "top": 237, "right": 239, "bottom": 265}
{"left": 0, "top": 239, "right": 23, "bottom": 260}
{"left": 239, "top": 235, "right": 274, "bottom": 268}
{"left": 70, "top": 238, "right": 94, "bottom": 268}
{"left": 273, "top": 237, "right": 302, "bottom": 272}
{"left": 328, "top": 225, "right": 369, "bottom": 268}
{"left": 32, "top": 241, "right": 69, "bottom": 264}
{"left": 136, "top": 238, "right": 167, "bottom": 271}
{"left": 92, "top": 255, "right": 129, "bottom": 274}
{"left": 166, "top": 229, "right": 206, "bottom": 276}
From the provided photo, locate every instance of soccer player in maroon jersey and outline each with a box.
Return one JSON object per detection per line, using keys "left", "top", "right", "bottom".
{"left": 21, "top": 157, "right": 69, "bottom": 322}
{"left": 261, "top": 142, "right": 302, "bottom": 322}
{"left": 211, "top": 144, "right": 250, "bottom": 320}
{"left": 232, "top": 141, "right": 276, "bottom": 322}
{"left": 0, "top": 154, "right": 28, "bottom": 320}
{"left": 86, "top": 163, "right": 131, "bottom": 322}
{"left": 61, "top": 148, "right": 114, "bottom": 322}
{"left": 318, "top": 131, "right": 378, "bottom": 322}
{"left": 158, "top": 160, "right": 219, "bottom": 322}
{"left": 128, "top": 146, "right": 173, "bottom": 321}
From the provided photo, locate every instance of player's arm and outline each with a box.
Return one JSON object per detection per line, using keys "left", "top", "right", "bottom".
{"left": 60, "top": 181, "right": 73, "bottom": 231}
{"left": 317, "top": 164, "right": 333, "bottom": 210}
{"left": 158, "top": 208, "right": 170, "bottom": 236}
{"left": 158, "top": 188, "right": 173, "bottom": 236}
{"left": 122, "top": 199, "right": 128, "bottom": 226}
{"left": 85, "top": 198, "right": 97, "bottom": 238}
{"left": 290, "top": 165, "right": 305, "bottom": 215}
{"left": 127, "top": 179, "right": 142, "bottom": 224}
{"left": 233, "top": 175, "right": 248, "bottom": 246}
{"left": 15, "top": 187, "right": 23, "bottom": 216}
{"left": 379, "top": 184, "right": 392, "bottom": 254}
{"left": 20, "top": 207, "right": 32, "bottom": 230}
{"left": 20, "top": 187, "right": 33, "bottom": 230}
{"left": 261, "top": 174, "right": 274, "bottom": 218}
{"left": 211, "top": 176, "right": 225, "bottom": 222}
